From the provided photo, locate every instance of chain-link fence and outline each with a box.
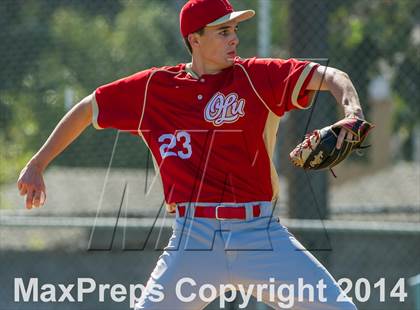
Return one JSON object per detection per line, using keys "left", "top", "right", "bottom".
{"left": 1, "top": 0, "right": 419, "bottom": 309}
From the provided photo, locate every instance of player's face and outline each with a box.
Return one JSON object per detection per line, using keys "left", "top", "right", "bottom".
{"left": 197, "top": 21, "right": 240, "bottom": 70}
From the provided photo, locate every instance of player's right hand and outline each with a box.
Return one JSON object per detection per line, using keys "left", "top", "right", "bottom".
{"left": 17, "top": 163, "right": 46, "bottom": 210}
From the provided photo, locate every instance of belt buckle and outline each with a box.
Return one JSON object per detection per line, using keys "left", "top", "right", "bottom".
{"left": 215, "top": 205, "right": 226, "bottom": 220}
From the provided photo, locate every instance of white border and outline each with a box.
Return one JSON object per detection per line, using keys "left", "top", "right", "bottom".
{"left": 291, "top": 62, "right": 318, "bottom": 109}
{"left": 91, "top": 91, "right": 102, "bottom": 130}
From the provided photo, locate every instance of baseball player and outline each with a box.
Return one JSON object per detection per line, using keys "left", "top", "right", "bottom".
{"left": 17, "top": 0, "right": 364, "bottom": 309}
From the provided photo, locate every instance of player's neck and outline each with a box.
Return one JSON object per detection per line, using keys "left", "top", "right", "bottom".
{"left": 190, "top": 58, "right": 226, "bottom": 77}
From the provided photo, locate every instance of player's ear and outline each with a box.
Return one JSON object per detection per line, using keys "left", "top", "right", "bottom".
{"left": 188, "top": 32, "right": 201, "bottom": 49}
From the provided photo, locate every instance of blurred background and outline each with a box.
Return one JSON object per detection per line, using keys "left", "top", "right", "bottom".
{"left": 0, "top": 0, "right": 419, "bottom": 309}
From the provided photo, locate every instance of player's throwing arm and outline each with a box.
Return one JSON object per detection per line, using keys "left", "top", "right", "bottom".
{"left": 17, "top": 94, "right": 94, "bottom": 209}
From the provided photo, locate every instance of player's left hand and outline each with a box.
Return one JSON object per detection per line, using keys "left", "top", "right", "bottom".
{"left": 336, "top": 127, "right": 355, "bottom": 150}
{"left": 336, "top": 113, "right": 365, "bottom": 149}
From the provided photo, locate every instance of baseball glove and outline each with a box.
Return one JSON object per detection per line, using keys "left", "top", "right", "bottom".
{"left": 289, "top": 118, "right": 374, "bottom": 172}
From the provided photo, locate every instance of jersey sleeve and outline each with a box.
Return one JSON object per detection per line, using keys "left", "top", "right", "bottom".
{"left": 92, "top": 69, "right": 152, "bottom": 132}
{"left": 263, "top": 58, "right": 319, "bottom": 116}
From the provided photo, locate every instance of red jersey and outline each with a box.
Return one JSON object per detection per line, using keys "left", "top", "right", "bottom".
{"left": 93, "top": 57, "right": 319, "bottom": 207}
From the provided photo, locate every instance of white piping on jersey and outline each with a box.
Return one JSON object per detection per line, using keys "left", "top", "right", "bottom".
{"left": 235, "top": 62, "right": 282, "bottom": 203}
{"left": 137, "top": 68, "right": 190, "bottom": 212}
{"left": 137, "top": 68, "right": 184, "bottom": 136}
{"left": 91, "top": 91, "right": 102, "bottom": 130}
{"left": 141, "top": 61, "right": 288, "bottom": 129}
{"left": 185, "top": 62, "right": 200, "bottom": 79}
{"left": 138, "top": 70, "right": 158, "bottom": 136}
{"left": 291, "top": 62, "right": 317, "bottom": 109}
{"left": 234, "top": 63, "right": 275, "bottom": 115}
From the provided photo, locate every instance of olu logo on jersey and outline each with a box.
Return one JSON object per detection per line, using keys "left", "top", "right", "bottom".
{"left": 204, "top": 92, "right": 245, "bottom": 126}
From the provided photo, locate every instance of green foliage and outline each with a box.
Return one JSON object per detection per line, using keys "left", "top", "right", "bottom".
{"left": 328, "top": 0, "right": 420, "bottom": 159}
{"left": 0, "top": 1, "right": 186, "bottom": 183}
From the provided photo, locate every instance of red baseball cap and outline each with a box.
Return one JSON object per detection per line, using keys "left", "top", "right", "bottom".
{"left": 180, "top": 0, "right": 255, "bottom": 37}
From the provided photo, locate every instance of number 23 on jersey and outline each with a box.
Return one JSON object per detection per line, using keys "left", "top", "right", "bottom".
{"left": 158, "top": 131, "right": 192, "bottom": 159}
